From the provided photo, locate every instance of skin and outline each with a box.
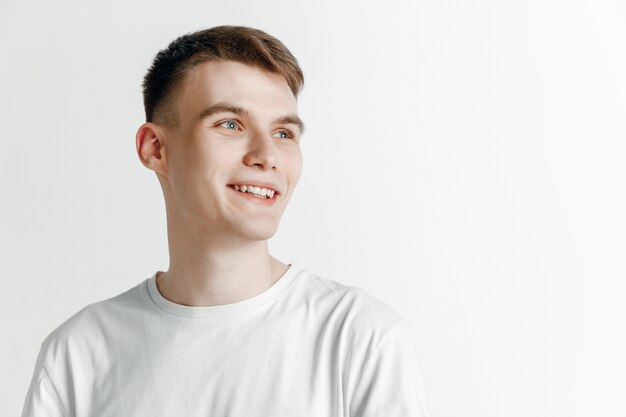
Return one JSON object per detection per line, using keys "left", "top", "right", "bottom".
{"left": 135, "top": 60, "right": 303, "bottom": 307}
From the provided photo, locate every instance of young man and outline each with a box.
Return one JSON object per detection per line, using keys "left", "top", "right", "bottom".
{"left": 21, "top": 25, "right": 430, "bottom": 416}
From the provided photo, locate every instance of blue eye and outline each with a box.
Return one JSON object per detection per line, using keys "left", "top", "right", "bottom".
{"left": 220, "top": 120, "right": 239, "bottom": 130}
{"left": 274, "top": 130, "right": 295, "bottom": 140}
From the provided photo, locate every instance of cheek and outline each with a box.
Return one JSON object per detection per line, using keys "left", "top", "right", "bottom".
{"left": 170, "top": 145, "right": 215, "bottom": 192}
{"left": 286, "top": 149, "right": 303, "bottom": 183}
{"left": 184, "top": 140, "right": 221, "bottom": 175}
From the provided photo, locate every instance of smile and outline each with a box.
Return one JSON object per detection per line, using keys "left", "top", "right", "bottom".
{"left": 227, "top": 185, "right": 278, "bottom": 206}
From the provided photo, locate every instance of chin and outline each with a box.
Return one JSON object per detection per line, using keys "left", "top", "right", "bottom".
{"left": 237, "top": 224, "right": 279, "bottom": 241}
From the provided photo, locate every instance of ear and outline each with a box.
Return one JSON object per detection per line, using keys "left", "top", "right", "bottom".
{"left": 135, "top": 122, "right": 168, "bottom": 177}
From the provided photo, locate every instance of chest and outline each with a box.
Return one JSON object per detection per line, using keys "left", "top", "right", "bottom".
{"left": 76, "top": 322, "right": 353, "bottom": 417}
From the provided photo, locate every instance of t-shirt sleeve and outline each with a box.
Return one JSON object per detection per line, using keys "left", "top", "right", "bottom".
{"left": 21, "top": 345, "right": 68, "bottom": 417}
{"left": 349, "top": 320, "right": 431, "bottom": 417}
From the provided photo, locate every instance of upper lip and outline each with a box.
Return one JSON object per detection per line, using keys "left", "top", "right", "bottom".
{"left": 228, "top": 180, "right": 281, "bottom": 195}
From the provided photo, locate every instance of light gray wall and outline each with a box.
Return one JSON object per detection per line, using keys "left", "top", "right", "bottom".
{"left": 2, "top": 0, "right": 625, "bottom": 416}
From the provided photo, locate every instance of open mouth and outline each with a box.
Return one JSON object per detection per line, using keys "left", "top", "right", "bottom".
{"left": 227, "top": 184, "right": 279, "bottom": 201}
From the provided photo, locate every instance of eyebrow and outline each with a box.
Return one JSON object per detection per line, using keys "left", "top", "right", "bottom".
{"left": 198, "top": 101, "right": 305, "bottom": 135}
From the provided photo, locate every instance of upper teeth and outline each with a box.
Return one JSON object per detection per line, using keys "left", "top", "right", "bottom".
{"left": 232, "top": 184, "right": 276, "bottom": 198}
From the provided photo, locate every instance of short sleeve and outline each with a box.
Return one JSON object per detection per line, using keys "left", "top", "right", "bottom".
{"left": 21, "top": 345, "right": 68, "bottom": 417}
{"left": 349, "top": 320, "right": 431, "bottom": 417}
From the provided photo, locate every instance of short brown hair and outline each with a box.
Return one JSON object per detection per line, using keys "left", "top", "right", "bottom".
{"left": 142, "top": 25, "right": 304, "bottom": 126}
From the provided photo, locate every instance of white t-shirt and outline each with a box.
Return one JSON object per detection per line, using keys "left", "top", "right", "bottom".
{"left": 21, "top": 264, "right": 430, "bottom": 417}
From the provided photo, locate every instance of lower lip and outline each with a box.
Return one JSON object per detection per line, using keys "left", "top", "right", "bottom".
{"left": 227, "top": 185, "right": 278, "bottom": 206}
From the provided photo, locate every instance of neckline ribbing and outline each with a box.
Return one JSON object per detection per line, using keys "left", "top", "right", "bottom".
{"left": 146, "top": 264, "right": 302, "bottom": 319}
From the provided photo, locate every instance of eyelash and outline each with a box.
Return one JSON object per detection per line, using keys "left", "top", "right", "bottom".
{"left": 218, "top": 119, "right": 296, "bottom": 140}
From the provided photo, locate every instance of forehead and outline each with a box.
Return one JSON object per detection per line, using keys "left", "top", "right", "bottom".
{"left": 176, "top": 60, "right": 298, "bottom": 121}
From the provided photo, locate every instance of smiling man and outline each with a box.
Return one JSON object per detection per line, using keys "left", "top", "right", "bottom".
{"left": 21, "top": 26, "right": 430, "bottom": 417}
{"left": 140, "top": 56, "right": 304, "bottom": 308}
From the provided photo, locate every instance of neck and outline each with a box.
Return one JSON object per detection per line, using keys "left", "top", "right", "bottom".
{"left": 156, "top": 210, "right": 290, "bottom": 307}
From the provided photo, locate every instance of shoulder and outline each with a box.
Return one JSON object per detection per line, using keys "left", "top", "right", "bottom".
{"left": 37, "top": 278, "right": 149, "bottom": 365}
{"left": 300, "top": 269, "right": 404, "bottom": 344}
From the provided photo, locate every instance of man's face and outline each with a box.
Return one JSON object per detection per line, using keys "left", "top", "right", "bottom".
{"left": 159, "top": 60, "right": 303, "bottom": 241}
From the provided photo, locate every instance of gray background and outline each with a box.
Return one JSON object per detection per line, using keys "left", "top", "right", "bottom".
{"left": 2, "top": 0, "right": 625, "bottom": 416}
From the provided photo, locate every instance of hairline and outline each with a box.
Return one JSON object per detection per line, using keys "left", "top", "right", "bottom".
{"left": 152, "top": 58, "right": 300, "bottom": 129}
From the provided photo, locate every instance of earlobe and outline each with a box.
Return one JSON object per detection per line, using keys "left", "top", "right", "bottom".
{"left": 135, "top": 122, "right": 167, "bottom": 175}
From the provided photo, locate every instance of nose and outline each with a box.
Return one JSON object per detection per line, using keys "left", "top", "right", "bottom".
{"left": 243, "top": 127, "right": 278, "bottom": 170}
